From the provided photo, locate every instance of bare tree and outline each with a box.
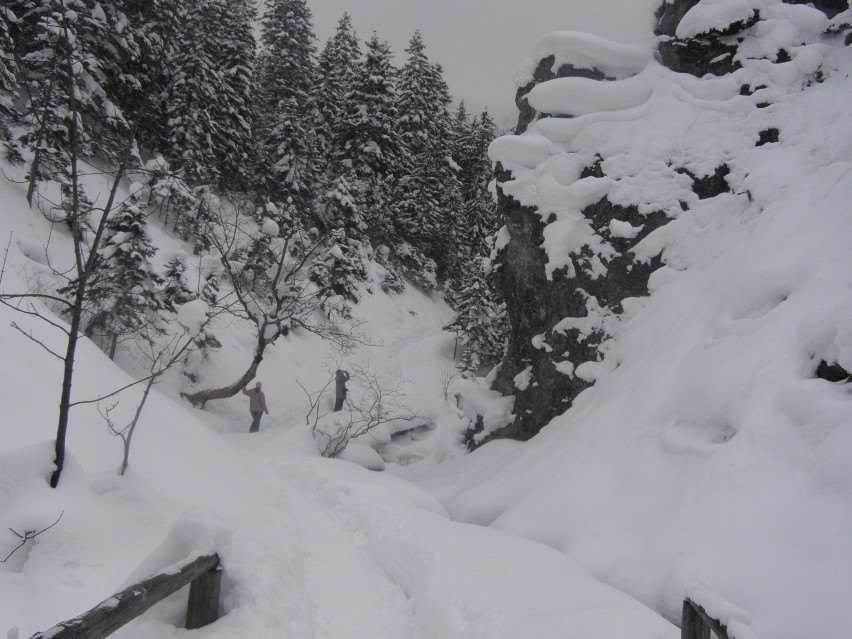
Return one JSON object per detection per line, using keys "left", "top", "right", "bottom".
{"left": 99, "top": 307, "right": 219, "bottom": 476}
{"left": 0, "top": 10, "right": 179, "bottom": 488}
{"left": 181, "top": 200, "right": 361, "bottom": 408}
{"left": 435, "top": 364, "right": 461, "bottom": 402}
{"left": 1, "top": 512, "right": 63, "bottom": 564}
{"left": 304, "top": 365, "right": 423, "bottom": 458}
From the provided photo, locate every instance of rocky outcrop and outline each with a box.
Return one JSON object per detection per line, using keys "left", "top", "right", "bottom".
{"left": 489, "top": 161, "right": 666, "bottom": 441}
{"left": 479, "top": 0, "right": 848, "bottom": 446}
{"left": 515, "top": 56, "right": 610, "bottom": 135}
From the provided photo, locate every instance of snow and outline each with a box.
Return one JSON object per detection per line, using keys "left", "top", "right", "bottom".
{"left": 526, "top": 67, "right": 655, "bottom": 117}
{"left": 461, "top": 10, "right": 852, "bottom": 638}
{"left": 513, "top": 365, "right": 534, "bottom": 391}
{"left": 676, "top": 0, "right": 760, "bottom": 39}
{"left": 176, "top": 300, "right": 208, "bottom": 334}
{"left": 261, "top": 217, "right": 280, "bottom": 237}
{"left": 3, "top": 3, "right": 852, "bottom": 639}
{"left": 515, "top": 31, "right": 651, "bottom": 87}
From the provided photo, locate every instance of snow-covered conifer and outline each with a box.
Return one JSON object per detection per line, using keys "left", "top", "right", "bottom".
{"left": 311, "top": 174, "right": 369, "bottom": 304}
{"left": 338, "top": 33, "right": 403, "bottom": 238}
{"left": 81, "top": 189, "right": 164, "bottom": 357}
{"left": 0, "top": 6, "right": 20, "bottom": 158}
{"left": 393, "top": 32, "right": 463, "bottom": 278}
{"left": 314, "top": 13, "right": 359, "bottom": 169}
{"left": 210, "top": 0, "right": 258, "bottom": 191}
{"left": 163, "top": 1, "right": 222, "bottom": 184}
{"left": 444, "top": 256, "right": 506, "bottom": 375}
{"left": 256, "top": 0, "right": 319, "bottom": 214}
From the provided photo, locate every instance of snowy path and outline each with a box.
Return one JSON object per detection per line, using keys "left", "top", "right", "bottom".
{"left": 255, "top": 445, "right": 679, "bottom": 639}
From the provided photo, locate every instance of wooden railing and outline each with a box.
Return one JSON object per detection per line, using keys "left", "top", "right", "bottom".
{"left": 681, "top": 598, "right": 734, "bottom": 639}
{"left": 30, "top": 553, "right": 222, "bottom": 639}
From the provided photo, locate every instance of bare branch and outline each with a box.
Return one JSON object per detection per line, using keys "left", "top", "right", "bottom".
{"left": 1, "top": 511, "right": 64, "bottom": 563}
{"left": 9, "top": 321, "right": 64, "bottom": 360}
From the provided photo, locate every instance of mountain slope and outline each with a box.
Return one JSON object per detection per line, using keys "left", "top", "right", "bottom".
{"left": 417, "top": 2, "right": 852, "bottom": 637}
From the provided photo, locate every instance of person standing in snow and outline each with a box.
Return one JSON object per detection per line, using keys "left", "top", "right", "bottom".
{"left": 334, "top": 369, "right": 350, "bottom": 411}
{"left": 242, "top": 381, "right": 268, "bottom": 432}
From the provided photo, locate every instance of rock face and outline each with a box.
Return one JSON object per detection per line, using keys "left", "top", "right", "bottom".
{"left": 490, "top": 160, "right": 667, "bottom": 441}
{"left": 482, "top": 0, "right": 849, "bottom": 445}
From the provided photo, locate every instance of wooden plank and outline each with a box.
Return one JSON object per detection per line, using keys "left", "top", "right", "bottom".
{"left": 684, "top": 598, "right": 733, "bottom": 639}
{"left": 185, "top": 565, "right": 222, "bottom": 629}
{"left": 681, "top": 599, "right": 711, "bottom": 639}
{"left": 30, "top": 554, "right": 220, "bottom": 639}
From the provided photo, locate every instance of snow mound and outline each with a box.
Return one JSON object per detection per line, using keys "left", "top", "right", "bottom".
{"left": 516, "top": 31, "right": 652, "bottom": 87}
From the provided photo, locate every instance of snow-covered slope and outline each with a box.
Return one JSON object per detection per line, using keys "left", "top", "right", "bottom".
{"left": 414, "top": 4, "right": 852, "bottom": 638}
{"left": 0, "top": 154, "right": 674, "bottom": 635}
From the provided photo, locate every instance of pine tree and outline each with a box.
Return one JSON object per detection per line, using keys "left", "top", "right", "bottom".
{"left": 459, "top": 109, "right": 497, "bottom": 260}
{"left": 337, "top": 33, "right": 403, "bottom": 239}
{"left": 76, "top": 189, "right": 164, "bottom": 358}
{"left": 393, "top": 32, "right": 463, "bottom": 279}
{"left": 161, "top": 253, "right": 195, "bottom": 312}
{"left": 314, "top": 13, "right": 359, "bottom": 171}
{"left": 210, "top": 0, "right": 257, "bottom": 191}
{"left": 163, "top": 1, "right": 222, "bottom": 184}
{"left": 0, "top": 6, "right": 20, "bottom": 158}
{"left": 444, "top": 256, "right": 506, "bottom": 375}
{"left": 311, "top": 173, "right": 369, "bottom": 305}
{"left": 256, "top": 0, "right": 319, "bottom": 214}
{"left": 18, "top": 0, "right": 131, "bottom": 203}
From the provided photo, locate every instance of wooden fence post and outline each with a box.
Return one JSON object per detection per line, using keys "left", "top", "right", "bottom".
{"left": 29, "top": 554, "right": 221, "bottom": 639}
{"left": 681, "top": 599, "right": 711, "bottom": 639}
{"left": 186, "top": 564, "right": 222, "bottom": 629}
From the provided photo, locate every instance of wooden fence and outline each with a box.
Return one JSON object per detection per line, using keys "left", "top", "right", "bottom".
{"left": 681, "top": 597, "right": 735, "bottom": 639}
{"left": 30, "top": 553, "right": 221, "bottom": 639}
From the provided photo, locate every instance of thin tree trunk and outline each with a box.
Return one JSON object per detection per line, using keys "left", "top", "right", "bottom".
{"left": 120, "top": 371, "right": 158, "bottom": 475}
{"left": 25, "top": 73, "right": 57, "bottom": 206}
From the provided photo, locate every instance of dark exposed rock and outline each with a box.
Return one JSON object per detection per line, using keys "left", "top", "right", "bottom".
{"left": 676, "top": 164, "right": 731, "bottom": 199}
{"left": 816, "top": 360, "right": 851, "bottom": 383}
{"left": 515, "top": 55, "right": 612, "bottom": 134}
{"left": 487, "top": 162, "right": 668, "bottom": 443}
{"left": 655, "top": 0, "right": 702, "bottom": 37}
{"left": 656, "top": 39, "right": 742, "bottom": 77}
{"left": 757, "top": 128, "right": 780, "bottom": 146}
{"left": 654, "top": 0, "right": 760, "bottom": 77}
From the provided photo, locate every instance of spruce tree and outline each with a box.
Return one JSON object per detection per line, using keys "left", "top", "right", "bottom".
{"left": 256, "top": 0, "right": 319, "bottom": 215}
{"left": 211, "top": 0, "right": 258, "bottom": 191}
{"left": 314, "top": 13, "right": 359, "bottom": 170}
{"left": 163, "top": 1, "right": 222, "bottom": 184}
{"left": 18, "top": 0, "right": 130, "bottom": 203}
{"left": 0, "top": 6, "right": 20, "bottom": 158}
{"left": 460, "top": 110, "right": 497, "bottom": 260}
{"left": 337, "top": 33, "right": 403, "bottom": 239}
{"left": 161, "top": 253, "right": 195, "bottom": 312}
{"left": 87, "top": 189, "right": 164, "bottom": 357}
{"left": 311, "top": 173, "right": 369, "bottom": 305}
{"left": 393, "top": 32, "right": 463, "bottom": 279}
{"left": 444, "top": 257, "right": 506, "bottom": 375}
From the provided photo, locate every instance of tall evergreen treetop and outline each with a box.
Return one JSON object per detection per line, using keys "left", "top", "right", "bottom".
{"left": 315, "top": 12, "right": 359, "bottom": 164}
{"left": 258, "top": 0, "right": 317, "bottom": 119}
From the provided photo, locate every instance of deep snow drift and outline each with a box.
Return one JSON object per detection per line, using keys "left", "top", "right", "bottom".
{"left": 0, "top": 156, "right": 673, "bottom": 637}
{"left": 420, "top": 5, "right": 852, "bottom": 639}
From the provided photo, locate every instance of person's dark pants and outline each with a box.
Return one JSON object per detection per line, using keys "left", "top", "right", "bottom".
{"left": 249, "top": 410, "right": 263, "bottom": 432}
{"left": 334, "top": 397, "right": 344, "bottom": 412}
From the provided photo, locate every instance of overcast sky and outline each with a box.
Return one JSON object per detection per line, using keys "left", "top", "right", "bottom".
{"left": 309, "top": 0, "right": 662, "bottom": 129}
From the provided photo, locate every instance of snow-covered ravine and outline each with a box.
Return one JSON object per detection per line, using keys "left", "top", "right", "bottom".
{"left": 0, "top": 149, "right": 672, "bottom": 637}
{"left": 0, "top": 277, "right": 675, "bottom": 638}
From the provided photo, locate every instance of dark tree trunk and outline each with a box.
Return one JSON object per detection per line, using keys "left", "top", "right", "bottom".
{"left": 182, "top": 336, "right": 267, "bottom": 408}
